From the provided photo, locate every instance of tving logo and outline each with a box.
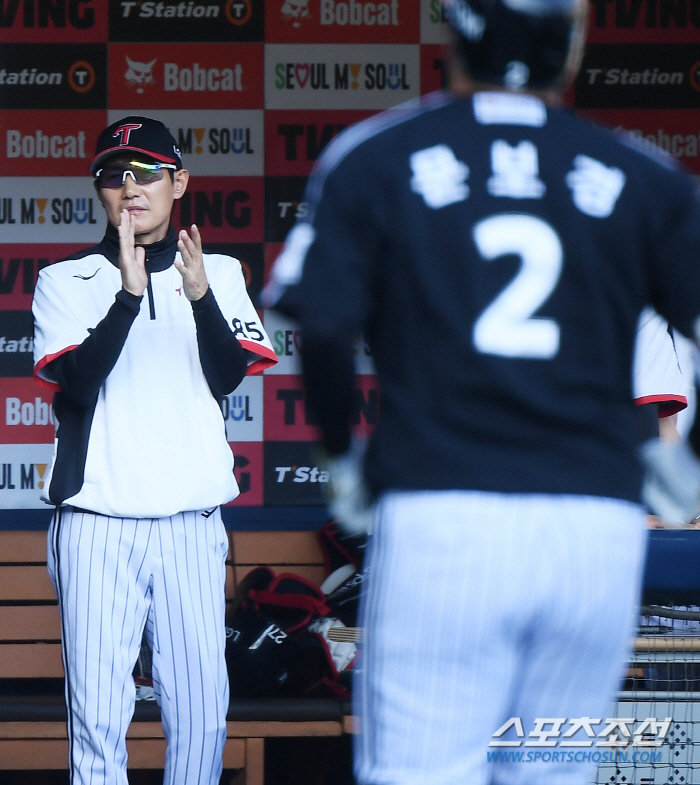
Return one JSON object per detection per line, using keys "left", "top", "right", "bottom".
{"left": 0, "top": 0, "right": 96, "bottom": 29}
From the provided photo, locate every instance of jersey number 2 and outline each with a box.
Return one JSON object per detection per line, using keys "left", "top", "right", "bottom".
{"left": 472, "top": 214, "right": 562, "bottom": 359}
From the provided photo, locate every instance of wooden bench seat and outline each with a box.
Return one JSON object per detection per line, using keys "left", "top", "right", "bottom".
{"left": 0, "top": 529, "right": 347, "bottom": 783}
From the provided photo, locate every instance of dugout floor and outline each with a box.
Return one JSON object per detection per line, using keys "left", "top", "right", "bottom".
{"left": 0, "top": 735, "right": 356, "bottom": 785}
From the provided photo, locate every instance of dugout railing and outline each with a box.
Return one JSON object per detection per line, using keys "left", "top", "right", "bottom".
{"left": 594, "top": 529, "right": 700, "bottom": 785}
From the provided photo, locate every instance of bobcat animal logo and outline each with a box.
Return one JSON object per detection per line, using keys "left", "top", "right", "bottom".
{"left": 125, "top": 57, "right": 156, "bottom": 94}
{"left": 281, "top": 0, "right": 310, "bottom": 27}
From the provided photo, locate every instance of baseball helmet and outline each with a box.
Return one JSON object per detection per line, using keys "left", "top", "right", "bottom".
{"left": 444, "top": 0, "right": 585, "bottom": 90}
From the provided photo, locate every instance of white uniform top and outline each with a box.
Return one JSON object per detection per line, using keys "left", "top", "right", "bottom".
{"left": 33, "top": 247, "right": 276, "bottom": 518}
{"left": 633, "top": 306, "right": 687, "bottom": 417}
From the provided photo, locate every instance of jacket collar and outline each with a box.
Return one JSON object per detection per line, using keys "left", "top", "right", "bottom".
{"left": 101, "top": 222, "right": 178, "bottom": 273}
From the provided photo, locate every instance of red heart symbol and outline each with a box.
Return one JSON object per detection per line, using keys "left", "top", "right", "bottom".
{"left": 295, "top": 63, "right": 309, "bottom": 88}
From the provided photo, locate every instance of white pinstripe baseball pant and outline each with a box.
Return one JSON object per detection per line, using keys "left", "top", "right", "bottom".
{"left": 354, "top": 491, "right": 647, "bottom": 785}
{"left": 47, "top": 506, "right": 229, "bottom": 785}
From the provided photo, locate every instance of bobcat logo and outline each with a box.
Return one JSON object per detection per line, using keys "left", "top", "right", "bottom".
{"left": 125, "top": 57, "right": 156, "bottom": 94}
{"left": 281, "top": 0, "right": 310, "bottom": 27}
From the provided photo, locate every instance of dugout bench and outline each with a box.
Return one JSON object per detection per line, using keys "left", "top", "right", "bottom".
{"left": 0, "top": 529, "right": 353, "bottom": 784}
{"left": 2, "top": 526, "right": 699, "bottom": 781}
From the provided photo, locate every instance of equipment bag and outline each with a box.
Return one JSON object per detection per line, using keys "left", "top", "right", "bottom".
{"left": 225, "top": 565, "right": 357, "bottom": 699}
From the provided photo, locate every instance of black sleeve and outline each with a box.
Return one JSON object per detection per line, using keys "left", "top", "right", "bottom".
{"left": 301, "top": 330, "right": 355, "bottom": 456}
{"left": 191, "top": 287, "right": 248, "bottom": 397}
{"left": 649, "top": 175, "right": 700, "bottom": 340}
{"left": 272, "top": 150, "right": 381, "bottom": 336}
{"left": 47, "top": 288, "right": 142, "bottom": 406}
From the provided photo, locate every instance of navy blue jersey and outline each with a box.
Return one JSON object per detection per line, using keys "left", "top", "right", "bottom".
{"left": 268, "top": 91, "right": 700, "bottom": 503}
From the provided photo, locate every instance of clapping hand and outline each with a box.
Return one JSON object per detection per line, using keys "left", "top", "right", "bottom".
{"left": 175, "top": 223, "right": 209, "bottom": 301}
{"left": 118, "top": 209, "right": 148, "bottom": 297}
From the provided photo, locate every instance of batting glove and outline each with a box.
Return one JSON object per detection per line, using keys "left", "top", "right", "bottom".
{"left": 321, "top": 440, "right": 375, "bottom": 537}
{"left": 640, "top": 438, "right": 700, "bottom": 527}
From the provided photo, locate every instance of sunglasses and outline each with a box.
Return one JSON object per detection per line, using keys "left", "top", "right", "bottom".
{"left": 95, "top": 160, "right": 177, "bottom": 189}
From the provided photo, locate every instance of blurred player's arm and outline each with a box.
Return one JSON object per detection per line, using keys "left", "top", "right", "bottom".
{"left": 301, "top": 329, "right": 374, "bottom": 536}
{"left": 302, "top": 331, "right": 354, "bottom": 457}
{"left": 267, "top": 155, "right": 380, "bottom": 534}
{"left": 658, "top": 412, "right": 681, "bottom": 443}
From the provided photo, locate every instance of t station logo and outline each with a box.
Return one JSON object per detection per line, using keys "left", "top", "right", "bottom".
{"left": 264, "top": 441, "right": 328, "bottom": 505}
{"left": 264, "top": 176, "right": 309, "bottom": 243}
{"left": 0, "top": 44, "right": 105, "bottom": 109}
{"left": 574, "top": 44, "right": 700, "bottom": 108}
{"left": 119, "top": 0, "right": 249, "bottom": 20}
{"left": 0, "top": 311, "right": 34, "bottom": 377}
{"left": 110, "top": 0, "right": 263, "bottom": 42}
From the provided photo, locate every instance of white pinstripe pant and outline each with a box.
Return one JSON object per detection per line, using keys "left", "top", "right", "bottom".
{"left": 47, "top": 506, "right": 229, "bottom": 785}
{"left": 354, "top": 491, "right": 648, "bottom": 785}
